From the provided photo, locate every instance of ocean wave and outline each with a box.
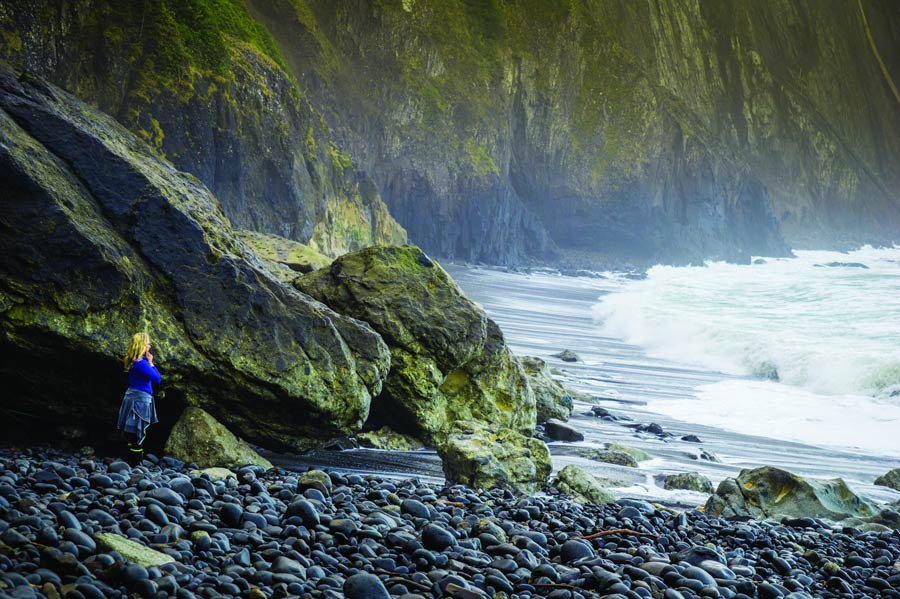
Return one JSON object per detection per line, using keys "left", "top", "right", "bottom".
{"left": 592, "top": 246, "right": 900, "bottom": 400}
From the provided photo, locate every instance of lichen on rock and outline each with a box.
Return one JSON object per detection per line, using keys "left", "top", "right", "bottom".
{"left": 436, "top": 420, "right": 551, "bottom": 493}
{"left": 552, "top": 464, "right": 616, "bottom": 505}
{"left": 705, "top": 466, "right": 881, "bottom": 524}
{"left": 519, "top": 356, "right": 573, "bottom": 423}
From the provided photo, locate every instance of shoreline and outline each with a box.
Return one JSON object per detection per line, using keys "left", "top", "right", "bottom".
{"left": 443, "top": 264, "right": 900, "bottom": 506}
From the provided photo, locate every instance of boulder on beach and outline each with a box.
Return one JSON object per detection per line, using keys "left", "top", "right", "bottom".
{"left": 95, "top": 533, "right": 174, "bottom": 567}
{"left": 705, "top": 466, "right": 879, "bottom": 522}
{"left": 552, "top": 464, "right": 616, "bottom": 505}
{"left": 355, "top": 426, "right": 425, "bottom": 451}
{"left": 0, "top": 66, "right": 390, "bottom": 449}
{"left": 544, "top": 419, "right": 584, "bottom": 442}
{"left": 164, "top": 407, "right": 273, "bottom": 470}
{"left": 192, "top": 467, "right": 236, "bottom": 480}
{"left": 436, "top": 420, "right": 551, "bottom": 493}
{"left": 874, "top": 468, "right": 900, "bottom": 491}
{"left": 663, "top": 472, "right": 714, "bottom": 493}
{"left": 552, "top": 349, "right": 580, "bottom": 362}
{"left": 579, "top": 443, "right": 651, "bottom": 467}
{"left": 519, "top": 356, "right": 573, "bottom": 423}
{"left": 295, "top": 246, "right": 536, "bottom": 442}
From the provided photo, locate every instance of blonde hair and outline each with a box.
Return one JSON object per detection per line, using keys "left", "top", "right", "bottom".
{"left": 123, "top": 332, "right": 150, "bottom": 371}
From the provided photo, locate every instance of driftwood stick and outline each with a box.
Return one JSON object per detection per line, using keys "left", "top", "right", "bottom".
{"left": 576, "top": 528, "right": 658, "bottom": 540}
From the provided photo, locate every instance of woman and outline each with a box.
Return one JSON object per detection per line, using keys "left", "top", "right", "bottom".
{"left": 117, "top": 332, "right": 161, "bottom": 465}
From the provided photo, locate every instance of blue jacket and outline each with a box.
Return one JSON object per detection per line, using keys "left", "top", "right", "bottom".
{"left": 128, "top": 357, "right": 161, "bottom": 394}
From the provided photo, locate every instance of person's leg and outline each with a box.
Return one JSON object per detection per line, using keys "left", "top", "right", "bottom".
{"left": 125, "top": 433, "right": 144, "bottom": 465}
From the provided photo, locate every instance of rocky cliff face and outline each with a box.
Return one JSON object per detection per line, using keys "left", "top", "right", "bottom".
{"left": 3, "top": 0, "right": 899, "bottom": 266}
{"left": 0, "top": 66, "right": 390, "bottom": 450}
{"left": 0, "top": 0, "right": 406, "bottom": 259}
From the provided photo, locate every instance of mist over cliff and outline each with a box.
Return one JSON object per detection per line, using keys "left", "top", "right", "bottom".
{"left": 3, "top": 0, "right": 899, "bottom": 267}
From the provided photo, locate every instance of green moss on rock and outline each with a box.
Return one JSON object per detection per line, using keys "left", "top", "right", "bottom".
{"left": 95, "top": 533, "right": 175, "bottom": 566}
{"left": 552, "top": 464, "right": 616, "bottom": 505}
{"left": 436, "top": 420, "right": 551, "bottom": 493}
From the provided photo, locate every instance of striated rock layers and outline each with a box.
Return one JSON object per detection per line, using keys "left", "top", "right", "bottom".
{"left": 4, "top": 1, "right": 899, "bottom": 266}
{"left": 295, "top": 245, "right": 536, "bottom": 442}
{"left": 0, "top": 66, "right": 390, "bottom": 450}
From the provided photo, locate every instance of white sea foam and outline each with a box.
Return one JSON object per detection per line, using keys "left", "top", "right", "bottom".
{"left": 592, "top": 246, "right": 900, "bottom": 454}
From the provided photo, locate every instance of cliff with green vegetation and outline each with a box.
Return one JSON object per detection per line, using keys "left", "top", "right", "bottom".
{"left": 0, "top": 0, "right": 406, "bottom": 259}
{"left": 3, "top": 0, "right": 899, "bottom": 266}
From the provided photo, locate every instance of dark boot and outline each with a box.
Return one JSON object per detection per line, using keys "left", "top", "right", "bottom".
{"left": 126, "top": 439, "right": 144, "bottom": 466}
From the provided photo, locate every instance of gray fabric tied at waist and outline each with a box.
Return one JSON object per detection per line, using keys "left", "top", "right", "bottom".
{"left": 117, "top": 388, "right": 158, "bottom": 444}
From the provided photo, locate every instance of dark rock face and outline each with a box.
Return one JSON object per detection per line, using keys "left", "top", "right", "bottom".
{"left": 295, "top": 246, "right": 535, "bottom": 441}
{"left": 0, "top": 66, "right": 390, "bottom": 449}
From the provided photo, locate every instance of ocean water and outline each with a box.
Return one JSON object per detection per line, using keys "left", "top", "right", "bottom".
{"left": 592, "top": 246, "right": 900, "bottom": 456}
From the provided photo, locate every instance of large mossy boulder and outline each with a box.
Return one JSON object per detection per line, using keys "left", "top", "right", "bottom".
{"left": 552, "top": 465, "right": 616, "bottom": 505}
{"left": 295, "top": 246, "right": 536, "bottom": 442}
{"left": 0, "top": 67, "right": 390, "bottom": 449}
{"left": 164, "top": 407, "right": 273, "bottom": 469}
{"left": 705, "top": 466, "right": 879, "bottom": 522}
{"left": 436, "top": 420, "right": 551, "bottom": 493}
{"left": 519, "top": 356, "right": 573, "bottom": 423}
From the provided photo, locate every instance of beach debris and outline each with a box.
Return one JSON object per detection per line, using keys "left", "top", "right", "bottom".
{"left": 165, "top": 407, "right": 273, "bottom": 470}
{"left": 552, "top": 464, "right": 616, "bottom": 505}
{"left": 576, "top": 528, "right": 658, "bottom": 540}
{"left": 518, "top": 356, "right": 574, "bottom": 423}
{"left": 0, "top": 446, "right": 897, "bottom": 597}
{"left": 662, "top": 472, "right": 714, "bottom": 493}
{"left": 552, "top": 349, "right": 580, "bottom": 362}
{"left": 436, "top": 420, "right": 551, "bottom": 493}
{"left": 874, "top": 468, "right": 900, "bottom": 491}
{"left": 543, "top": 419, "right": 584, "bottom": 442}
